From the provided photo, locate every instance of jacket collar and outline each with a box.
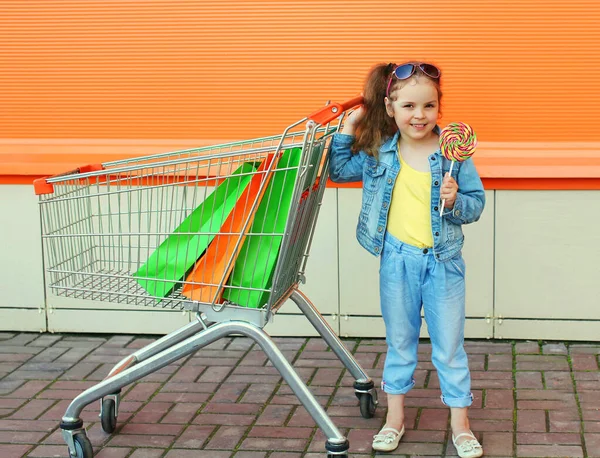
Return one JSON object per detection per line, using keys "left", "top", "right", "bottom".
{"left": 380, "top": 125, "right": 442, "bottom": 156}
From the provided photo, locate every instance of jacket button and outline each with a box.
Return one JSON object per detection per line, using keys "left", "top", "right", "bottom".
{"left": 435, "top": 232, "right": 439, "bottom": 236}
{"left": 378, "top": 226, "right": 383, "bottom": 233}
{"left": 423, "top": 248, "right": 429, "bottom": 254}
{"left": 387, "top": 178, "right": 392, "bottom": 184}
{"left": 432, "top": 156, "right": 436, "bottom": 161}
{"left": 454, "top": 210, "right": 461, "bottom": 216}
{"left": 434, "top": 206, "right": 439, "bottom": 211}
{"left": 434, "top": 181, "right": 439, "bottom": 186}
{"left": 375, "top": 246, "right": 380, "bottom": 253}
{"left": 383, "top": 202, "right": 388, "bottom": 209}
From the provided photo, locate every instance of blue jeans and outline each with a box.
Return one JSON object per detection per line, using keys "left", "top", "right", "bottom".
{"left": 379, "top": 232, "right": 473, "bottom": 408}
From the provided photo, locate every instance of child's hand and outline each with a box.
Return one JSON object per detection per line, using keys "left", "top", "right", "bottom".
{"left": 346, "top": 106, "right": 365, "bottom": 127}
{"left": 441, "top": 172, "right": 458, "bottom": 208}
{"left": 341, "top": 106, "right": 365, "bottom": 135}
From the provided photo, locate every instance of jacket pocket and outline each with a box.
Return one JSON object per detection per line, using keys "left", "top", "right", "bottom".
{"left": 363, "top": 162, "right": 387, "bottom": 194}
{"left": 441, "top": 220, "right": 463, "bottom": 245}
{"left": 442, "top": 160, "right": 460, "bottom": 179}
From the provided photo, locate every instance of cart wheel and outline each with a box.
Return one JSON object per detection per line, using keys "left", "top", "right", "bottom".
{"left": 359, "top": 392, "right": 377, "bottom": 419}
{"left": 72, "top": 433, "right": 93, "bottom": 458}
{"left": 326, "top": 438, "right": 349, "bottom": 457}
{"left": 100, "top": 398, "right": 117, "bottom": 433}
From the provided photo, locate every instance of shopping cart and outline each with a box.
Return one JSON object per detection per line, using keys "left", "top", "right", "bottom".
{"left": 34, "top": 97, "right": 377, "bottom": 458}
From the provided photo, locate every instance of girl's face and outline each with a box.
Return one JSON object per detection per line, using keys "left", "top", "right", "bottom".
{"left": 385, "top": 78, "right": 440, "bottom": 142}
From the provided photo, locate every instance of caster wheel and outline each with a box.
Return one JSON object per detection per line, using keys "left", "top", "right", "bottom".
{"left": 326, "top": 438, "right": 349, "bottom": 457}
{"left": 100, "top": 398, "right": 117, "bottom": 433}
{"left": 72, "top": 433, "right": 93, "bottom": 458}
{"left": 359, "top": 392, "right": 377, "bottom": 419}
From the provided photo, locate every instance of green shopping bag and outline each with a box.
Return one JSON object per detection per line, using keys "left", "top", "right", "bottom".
{"left": 223, "top": 147, "right": 302, "bottom": 308}
{"left": 133, "top": 162, "right": 259, "bottom": 298}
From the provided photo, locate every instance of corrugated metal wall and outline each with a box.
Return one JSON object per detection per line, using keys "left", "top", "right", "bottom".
{"left": 1, "top": 1, "right": 599, "bottom": 142}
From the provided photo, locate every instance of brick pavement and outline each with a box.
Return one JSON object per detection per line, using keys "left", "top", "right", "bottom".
{"left": 0, "top": 332, "right": 598, "bottom": 457}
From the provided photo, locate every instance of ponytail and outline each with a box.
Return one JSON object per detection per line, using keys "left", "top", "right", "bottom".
{"left": 351, "top": 63, "right": 398, "bottom": 157}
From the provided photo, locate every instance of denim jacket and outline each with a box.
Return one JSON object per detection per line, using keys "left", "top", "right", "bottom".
{"left": 328, "top": 129, "right": 485, "bottom": 262}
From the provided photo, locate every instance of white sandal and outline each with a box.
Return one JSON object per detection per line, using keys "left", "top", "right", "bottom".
{"left": 372, "top": 425, "right": 405, "bottom": 452}
{"left": 452, "top": 431, "right": 483, "bottom": 458}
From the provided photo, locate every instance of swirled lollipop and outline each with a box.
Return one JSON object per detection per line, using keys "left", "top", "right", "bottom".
{"left": 439, "top": 122, "right": 477, "bottom": 215}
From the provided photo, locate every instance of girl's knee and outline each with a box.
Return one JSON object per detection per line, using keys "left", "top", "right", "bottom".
{"left": 431, "top": 344, "right": 468, "bottom": 369}
{"left": 387, "top": 333, "right": 419, "bottom": 356}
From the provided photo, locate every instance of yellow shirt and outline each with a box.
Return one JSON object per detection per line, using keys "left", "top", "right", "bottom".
{"left": 387, "top": 154, "right": 433, "bottom": 248}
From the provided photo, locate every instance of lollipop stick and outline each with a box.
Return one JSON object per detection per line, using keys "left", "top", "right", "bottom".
{"left": 440, "top": 161, "right": 454, "bottom": 216}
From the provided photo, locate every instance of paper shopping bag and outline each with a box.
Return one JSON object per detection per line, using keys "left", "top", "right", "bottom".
{"left": 133, "top": 162, "right": 259, "bottom": 298}
{"left": 223, "top": 147, "right": 302, "bottom": 308}
{"left": 181, "top": 154, "right": 277, "bottom": 303}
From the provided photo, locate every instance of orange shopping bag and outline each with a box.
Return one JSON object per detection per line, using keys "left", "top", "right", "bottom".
{"left": 181, "top": 154, "right": 277, "bottom": 303}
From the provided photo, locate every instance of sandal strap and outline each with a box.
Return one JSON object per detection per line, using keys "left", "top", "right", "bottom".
{"left": 378, "top": 426, "right": 403, "bottom": 437}
{"left": 453, "top": 431, "right": 477, "bottom": 443}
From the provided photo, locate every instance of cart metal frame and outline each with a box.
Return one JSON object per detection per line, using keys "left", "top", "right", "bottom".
{"left": 35, "top": 97, "right": 377, "bottom": 457}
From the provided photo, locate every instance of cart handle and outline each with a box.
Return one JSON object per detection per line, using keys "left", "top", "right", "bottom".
{"left": 34, "top": 163, "right": 105, "bottom": 195}
{"left": 308, "top": 96, "right": 364, "bottom": 125}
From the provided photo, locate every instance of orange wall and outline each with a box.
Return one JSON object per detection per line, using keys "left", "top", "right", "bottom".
{"left": 1, "top": 1, "right": 600, "bottom": 188}
{"left": 2, "top": 0, "right": 600, "bottom": 141}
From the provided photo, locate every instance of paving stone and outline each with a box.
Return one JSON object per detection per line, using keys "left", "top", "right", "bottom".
{"left": 517, "top": 444, "right": 584, "bottom": 457}
{"left": 0, "top": 334, "right": 598, "bottom": 458}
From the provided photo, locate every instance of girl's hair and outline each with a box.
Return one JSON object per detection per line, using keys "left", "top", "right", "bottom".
{"left": 352, "top": 62, "right": 443, "bottom": 157}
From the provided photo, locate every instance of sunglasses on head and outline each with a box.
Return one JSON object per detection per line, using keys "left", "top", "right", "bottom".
{"left": 386, "top": 63, "right": 441, "bottom": 98}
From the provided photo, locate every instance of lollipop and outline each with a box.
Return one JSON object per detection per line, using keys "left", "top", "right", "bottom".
{"left": 439, "top": 122, "right": 477, "bottom": 215}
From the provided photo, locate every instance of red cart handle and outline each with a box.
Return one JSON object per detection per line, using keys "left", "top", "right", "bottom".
{"left": 308, "top": 96, "right": 365, "bottom": 125}
{"left": 34, "top": 163, "right": 104, "bottom": 195}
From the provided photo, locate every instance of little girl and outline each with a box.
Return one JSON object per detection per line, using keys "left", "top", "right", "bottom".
{"left": 329, "top": 62, "right": 485, "bottom": 457}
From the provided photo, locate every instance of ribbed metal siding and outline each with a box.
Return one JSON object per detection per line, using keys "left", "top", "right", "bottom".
{"left": 1, "top": 1, "right": 599, "bottom": 141}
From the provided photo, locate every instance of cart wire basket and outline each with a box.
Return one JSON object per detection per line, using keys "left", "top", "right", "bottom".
{"left": 34, "top": 97, "right": 377, "bottom": 458}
